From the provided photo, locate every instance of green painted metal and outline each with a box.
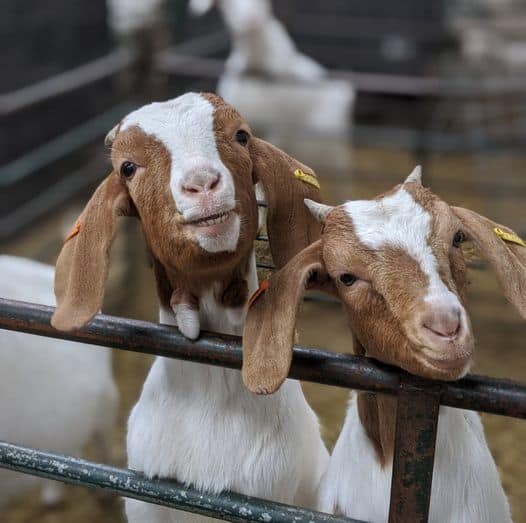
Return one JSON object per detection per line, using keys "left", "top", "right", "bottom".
{"left": 0, "top": 441, "right": 363, "bottom": 523}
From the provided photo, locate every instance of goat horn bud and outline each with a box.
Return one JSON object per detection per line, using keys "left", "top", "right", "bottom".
{"left": 104, "top": 125, "right": 119, "bottom": 147}
{"left": 304, "top": 199, "right": 333, "bottom": 224}
{"left": 405, "top": 165, "right": 423, "bottom": 185}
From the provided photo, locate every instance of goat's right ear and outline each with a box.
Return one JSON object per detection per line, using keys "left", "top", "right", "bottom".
{"left": 242, "top": 240, "right": 326, "bottom": 394}
{"left": 452, "top": 206, "right": 526, "bottom": 319}
{"left": 51, "top": 173, "right": 132, "bottom": 331}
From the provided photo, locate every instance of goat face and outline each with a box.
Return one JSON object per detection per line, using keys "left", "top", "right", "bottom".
{"left": 109, "top": 93, "right": 257, "bottom": 267}
{"left": 243, "top": 167, "right": 526, "bottom": 393}
{"left": 51, "top": 92, "right": 322, "bottom": 332}
{"left": 319, "top": 178, "right": 474, "bottom": 381}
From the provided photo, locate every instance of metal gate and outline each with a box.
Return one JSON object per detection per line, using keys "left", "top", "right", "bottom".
{"left": 0, "top": 297, "right": 524, "bottom": 523}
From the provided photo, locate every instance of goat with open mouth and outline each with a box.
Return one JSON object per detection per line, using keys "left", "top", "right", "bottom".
{"left": 51, "top": 92, "right": 329, "bottom": 523}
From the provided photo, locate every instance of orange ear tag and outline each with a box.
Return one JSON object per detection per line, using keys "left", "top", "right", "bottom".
{"left": 294, "top": 169, "right": 321, "bottom": 190}
{"left": 494, "top": 227, "right": 526, "bottom": 247}
{"left": 65, "top": 219, "right": 82, "bottom": 242}
{"left": 247, "top": 279, "right": 269, "bottom": 309}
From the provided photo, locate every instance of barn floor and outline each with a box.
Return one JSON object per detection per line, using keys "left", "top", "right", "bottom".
{"left": 2, "top": 145, "right": 525, "bottom": 522}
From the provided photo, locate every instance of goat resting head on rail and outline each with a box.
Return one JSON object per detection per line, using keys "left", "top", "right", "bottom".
{"left": 50, "top": 92, "right": 321, "bottom": 335}
{"left": 243, "top": 166, "right": 526, "bottom": 393}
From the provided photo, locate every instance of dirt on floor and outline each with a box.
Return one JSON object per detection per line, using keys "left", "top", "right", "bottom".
{"left": 2, "top": 146, "right": 525, "bottom": 522}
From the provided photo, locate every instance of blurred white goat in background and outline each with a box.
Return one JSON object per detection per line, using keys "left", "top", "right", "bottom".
{"left": 0, "top": 256, "right": 118, "bottom": 509}
{"left": 189, "top": 0, "right": 355, "bottom": 170}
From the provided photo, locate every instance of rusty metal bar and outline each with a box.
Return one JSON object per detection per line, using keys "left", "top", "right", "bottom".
{"left": 388, "top": 379, "right": 441, "bottom": 523}
{"left": 0, "top": 441, "right": 361, "bottom": 523}
{"left": 0, "top": 298, "right": 525, "bottom": 419}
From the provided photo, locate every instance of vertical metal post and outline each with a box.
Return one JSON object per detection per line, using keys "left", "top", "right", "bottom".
{"left": 388, "top": 378, "right": 441, "bottom": 523}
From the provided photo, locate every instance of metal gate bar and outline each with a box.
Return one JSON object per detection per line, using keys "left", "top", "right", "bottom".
{"left": 0, "top": 441, "right": 362, "bottom": 523}
{"left": 1, "top": 298, "right": 524, "bottom": 418}
{"left": 0, "top": 297, "right": 525, "bottom": 523}
{"left": 388, "top": 380, "right": 441, "bottom": 523}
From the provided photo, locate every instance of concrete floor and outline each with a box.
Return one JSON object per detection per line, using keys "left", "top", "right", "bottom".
{"left": 2, "top": 145, "right": 525, "bottom": 522}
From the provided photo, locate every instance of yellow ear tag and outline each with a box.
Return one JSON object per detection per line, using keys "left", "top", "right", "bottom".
{"left": 294, "top": 169, "right": 320, "bottom": 190}
{"left": 494, "top": 227, "right": 526, "bottom": 247}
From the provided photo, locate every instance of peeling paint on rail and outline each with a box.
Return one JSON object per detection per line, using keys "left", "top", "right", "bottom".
{"left": 0, "top": 441, "right": 362, "bottom": 523}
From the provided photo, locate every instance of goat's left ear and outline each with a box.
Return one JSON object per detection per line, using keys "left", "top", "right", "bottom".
{"left": 452, "top": 206, "right": 526, "bottom": 318}
{"left": 249, "top": 138, "right": 323, "bottom": 268}
{"left": 243, "top": 240, "right": 327, "bottom": 394}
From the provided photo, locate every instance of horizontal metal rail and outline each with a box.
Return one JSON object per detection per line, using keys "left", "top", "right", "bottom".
{"left": 0, "top": 48, "right": 135, "bottom": 116}
{"left": 155, "top": 49, "right": 526, "bottom": 98}
{"left": 0, "top": 298, "right": 525, "bottom": 419}
{"left": 0, "top": 441, "right": 360, "bottom": 523}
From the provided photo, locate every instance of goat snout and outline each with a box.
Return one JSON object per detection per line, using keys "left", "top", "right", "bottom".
{"left": 412, "top": 301, "right": 474, "bottom": 376}
{"left": 421, "top": 306, "right": 461, "bottom": 340}
{"left": 181, "top": 169, "right": 222, "bottom": 196}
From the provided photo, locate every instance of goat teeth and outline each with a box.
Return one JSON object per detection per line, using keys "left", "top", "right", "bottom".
{"left": 188, "top": 210, "right": 233, "bottom": 227}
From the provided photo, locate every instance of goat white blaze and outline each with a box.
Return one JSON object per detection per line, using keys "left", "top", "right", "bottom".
{"left": 343, "top": 188, "right": 463, "bottom": 314}
{"left": 120, "top": 93, "right": 240, "bottom": 253}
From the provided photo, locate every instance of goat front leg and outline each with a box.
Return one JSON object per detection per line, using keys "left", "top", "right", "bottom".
{"left": 170, "top": 289, "right": 200, "bottom": 340}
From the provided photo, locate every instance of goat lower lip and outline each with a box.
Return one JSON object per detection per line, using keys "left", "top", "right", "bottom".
{"left": 422, "top": 354, "right": 470, "bottom": 373}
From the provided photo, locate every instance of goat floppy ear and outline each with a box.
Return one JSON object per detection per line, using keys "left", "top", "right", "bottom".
{"left": 51, "top": 173, "right": 132, "bottom": 331}
{"left": 242, "top": 240, "right": 326, "bottom": 394}
{"left": 452, "top": 206, "right": 526, "bottom": 318}
{"left": 249, "top": 138, "right": 323, "bottom": 268}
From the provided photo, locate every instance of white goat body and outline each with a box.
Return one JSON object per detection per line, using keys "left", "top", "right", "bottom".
{"left": 218, "top": 75, "right": 355, "bottom": 169}
{"left": 126, "top": 258, "right": 328, "bottom": 522}
{"left": 107, "top": 0, "right": 164, "bottom": 35}
{"left": 190, "top": 0, "right": 326, "bottom": 81}
{"left": 0, "top": 255, "right": 118, "bottom": 507}
{"left": 318, "top": 396, "right": 512, "bottom": 523}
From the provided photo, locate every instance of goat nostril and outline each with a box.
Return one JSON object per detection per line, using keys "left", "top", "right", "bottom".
{"left": 208, "top": 176, "right": 220, "bottom": 191}
{"left": 182, "top": 172, "right": 221, "bottom": 195}
{"left": 183, "top": 185, "right": 201, "bottom": 194}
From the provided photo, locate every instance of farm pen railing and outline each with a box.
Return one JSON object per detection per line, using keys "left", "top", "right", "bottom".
{"left": 0, "top": 298, "right": 525, "bottom": 523}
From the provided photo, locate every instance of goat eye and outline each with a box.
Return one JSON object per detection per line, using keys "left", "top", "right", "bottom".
{"left": 339, "top": 273, "right": 357, "bottom": 286}
{"left": 120, "top": 161, "right": 137, "bottom": 178}
{"left": 453, "top": 230, "right": 466, "bottom": 248}
{"left": 235, "top": 130, "right": 249, "bottom": 146}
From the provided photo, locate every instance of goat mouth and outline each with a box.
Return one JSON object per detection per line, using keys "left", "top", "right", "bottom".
{"left": 419, "top": 353, "right": 471, "bottom": 378}
{"left": 184, "top": 210, "right": 234, "bottom": 227}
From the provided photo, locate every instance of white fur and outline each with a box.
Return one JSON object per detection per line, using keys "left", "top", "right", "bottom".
{"left": 0, "top": 256, "right": 118, "bottom": 508}
{"left": 318, "top": 395, "right": 511, "bottom": 522}
{"left": 107, "top": 0, "right": 164, "bottom": 35}
{"left": 190, "top": 0, "right": 326, "bottom": 81}
{"left": 344, "top": 188, "right": 463, "bottom": 312}
{"left": 218, "top": 75, "right": 354, "bottom": 169}
{"left": 172, "top": 303, "right": 200, "bottom": 340}
{"left": 121, "top": 93, "right": 240, "bottom": 253}
{"left": 190, "top": 0, "right": 354, "bottom": 169}
{"left": 125, "top": 253, "right": 328, "bottom": 522}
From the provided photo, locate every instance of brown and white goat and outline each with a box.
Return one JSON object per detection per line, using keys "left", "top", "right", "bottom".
{"left": 51, "top": 93, "right": 328, "bottom": 522}
{"left": 243, "top": 167, "right": 524, "bottom": 522}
